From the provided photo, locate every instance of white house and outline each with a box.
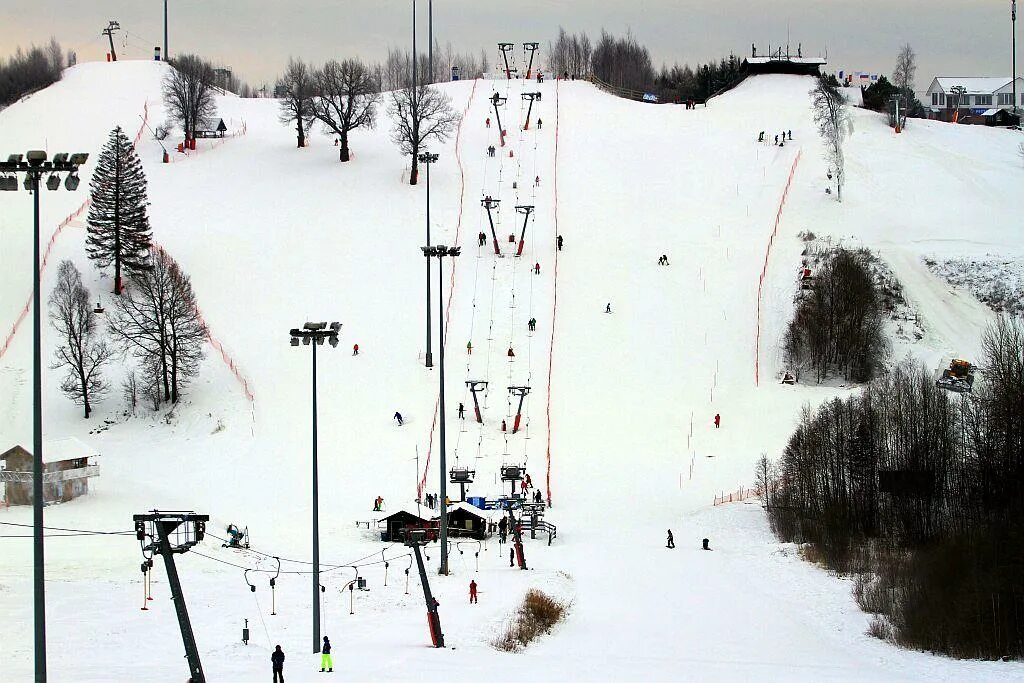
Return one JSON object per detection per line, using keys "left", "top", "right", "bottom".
{"left": 925, "top": 77, "right": 1024, "bottom": 119}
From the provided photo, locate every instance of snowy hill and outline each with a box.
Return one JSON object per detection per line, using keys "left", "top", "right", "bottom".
{"left": 1, "top": 61, "right": 1022, "bottom": 682}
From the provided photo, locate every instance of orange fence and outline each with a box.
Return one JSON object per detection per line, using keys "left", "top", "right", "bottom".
{"left": 754, "top": 150, "right": 801, "bottom": 386}
{"left": 0, "top": 101, "right": 150, "bottom": 362}
{"left": 713, "top": 485, "right": 763, "bottom": 506}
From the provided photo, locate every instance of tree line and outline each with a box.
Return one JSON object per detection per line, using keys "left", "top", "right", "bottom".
{"left": 762, "top": 317, "right": 1024, "bottom": 658}
{"left": 0, "top": 39, "right": 69, "bottom": 109}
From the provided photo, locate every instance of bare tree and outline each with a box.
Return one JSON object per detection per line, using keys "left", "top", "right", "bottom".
{"left": 277, "top": 57, "right": 316, "bottom": 149}
{"left": 811, "top": 75, "right": 851, "bottom": 201}
{"left": 892, "top": 44, "right": 917, "bottom": 95}
{"left": 49, "top": 261, "right": 114, "bottom": 418}
{"left": 162, "top": 54, "right": 218, "bottom": 140}
{"left": 390, "top": 83, "right": 460, "bottom": 184}
{"left": 312, "top": 59, "right": 380, "bottom": 162}
{"left": 108, "top": 248, "right": 206, "bottom": 405}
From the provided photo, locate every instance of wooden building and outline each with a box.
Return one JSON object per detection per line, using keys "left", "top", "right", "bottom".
{"left": 377, "top": 509, "right": 434, "bottom": 542}
{"left": 441, "top": 502, "right": 491, "bottom": 540}
{"left": 0, "top": 438, "right": 100, "bottom": 506}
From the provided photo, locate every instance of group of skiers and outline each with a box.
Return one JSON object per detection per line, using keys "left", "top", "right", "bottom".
{"left": 422, "top": 492, "right": 449, "bottom": 510}
{"left": 758, "top": 129, "right": 793, "bottom": 146}
{"left": 657, "top": 254, "right": 671, "bottom": 266}
{"left": 269, "top": 637, "right": 333, "bottom": 679}
{"left": 372, "top": 495, "right": 385, "bottom": 512}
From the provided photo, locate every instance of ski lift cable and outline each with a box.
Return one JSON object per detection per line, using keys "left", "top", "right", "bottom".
{"left": 0, "top": 521, "right": 134, "bottom": 535}
{"left": 205, "top": 532, "right": 400, "bottom": 570}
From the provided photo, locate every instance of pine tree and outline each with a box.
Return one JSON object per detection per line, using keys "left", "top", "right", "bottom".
{"left": 86, "top": 126, "right": 153, "bottom": 294}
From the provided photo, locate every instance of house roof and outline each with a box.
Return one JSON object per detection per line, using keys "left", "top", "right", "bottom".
{"left": 933, "top": 77, "right": 1013, "bottom": 95}
{"left": 379, "top": 508, "right": 429, "bottom": 523}
{"left": 438, "top": 501, "right": 491, "bottom": 520}
{"left": 1, "top": 437, "right": 97, "bottom": 465}
{"left": 745, "top": 56, "right": 827, "bottom": 65}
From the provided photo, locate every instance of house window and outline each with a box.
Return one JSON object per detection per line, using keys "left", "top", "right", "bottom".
{"left": 998, "top": 93, "right": 1013, "bottom": 105}
{"left": 939, "top": 93, "right": 946, "bottom": 106}
{"left": 975, "top": 95, "right": 992, "bottom": 106}
{"left": 932, "top": 92, "right": 938, "bottom": 106}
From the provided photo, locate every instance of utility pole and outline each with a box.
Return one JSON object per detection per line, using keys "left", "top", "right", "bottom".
{"left": 102, "top": 21, "right": 121, "bottom": 61}
{"left": 1014, "top": 0, "right": 1019, "bottom": 114}
{"left": 428, "top": 0, "right": 433, "bottom": 84}
{"left": 164, "top": 0, "right": 169, "bottom": 61}
{"left": 2, "top": 150, "right": 89, "bottom": 683}
{"left": 289, "top": 322, "right": 341, "bottom": 653}
{"left": 419, "top": 151, "right": 439, "bottom": 368}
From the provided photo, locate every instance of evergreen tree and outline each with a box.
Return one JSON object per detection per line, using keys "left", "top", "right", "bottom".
{"left": 86, "top": 126, "right": 153, "bottom": 294}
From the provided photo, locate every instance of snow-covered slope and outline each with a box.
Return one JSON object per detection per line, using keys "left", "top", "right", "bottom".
{"left": 1, "top": 62, "right": 1022, "bottom": 682}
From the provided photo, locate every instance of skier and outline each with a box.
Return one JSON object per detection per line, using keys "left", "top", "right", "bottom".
{"left": 774, "top": 134, "right": 779, "bottom": 145}
{"left": 501, "top": 419, "right": 507, "bottom": 432}
{"left": 534, "top": 262, "right": 541, "bottom": 275}
{"left": 605, "top": 303, "right": 612, "bottom": 314}
{"left": 458, "top": 402, "right": 465, "bottom": 419}
{"left": 509, "top": 547, "right": 515, "bottom": 567}
{"left": 787, "top": 130, "right": 792, "bottom": 140}
{"left": 537, "top": 118, "right": 543, "bottom": 130}
{"left": 662, "top": 254, "right": 670, "bottom": 265}
{"left": 320, "top": 636, "right": 333, "bottom": 673}
{"left": 507, "top": 346, "right": 515, "bottom": 358}
{"left": 271, "top": 645, "right": 285, "bottom": 683}
{"left": 508, "top": 233, "right": 516, "bottom": 243}
{"left": 394, "top": 411, "right": 404, "bottom": 426}
{"left": 485, "top": 117, "right": 491, "bottom": 128}
{"left": 498, "top": 515, "right": 508, "bottom": 543}
{"left": 521, "top": 479, "right": 529, "bottom": 495}
{"left": 702, "top": 538, "right": 712, "bottom": 551}
{"left": 758, "top": 131, "right": 764, "bottom": 142}
{"left": 667, "top": 529, "right": 675, "bottom": 548}
{"left": 469, "top": 579, "right": 478, "bottom": 604}
{"left": 352, "top": 343, "right": 359, "bottom": 355}
{"left": 478, "top": 231, "right": 486, "bottom": 247}
{"left": 534, "top": 174, "right": 540, "bottom": 186}
{"left": 556, "top": 234, "right": 563, "bottom": 251}
{"left": 467, "top": 340, "right": 473, "bottom": 354}
{"left": 525, "top": 473, "right": 532, "bottom": 489}
{"left": 714, "top": 413, "right": 720, "bottom": 429}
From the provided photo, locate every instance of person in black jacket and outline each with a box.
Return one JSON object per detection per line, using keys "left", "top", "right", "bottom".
{"left": 271, "top": 645, "right": 285, "bottom": 682}
{"left": 321, "top": 636, "right": 333, "bottom": 672}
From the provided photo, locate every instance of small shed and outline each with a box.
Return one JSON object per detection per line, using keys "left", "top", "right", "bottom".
{"left": 0, "top": 438, "right": 100, "bottom": 506}
{"left": 377, "top": 509, "right": 432, "bottom": 542}
{"left": 441, "top": 502, "right": 490, "bottom": 540}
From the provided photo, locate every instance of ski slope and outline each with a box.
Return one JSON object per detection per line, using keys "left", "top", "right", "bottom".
{"left": 1, "top": 61, "right": 1022, "bottom": 682}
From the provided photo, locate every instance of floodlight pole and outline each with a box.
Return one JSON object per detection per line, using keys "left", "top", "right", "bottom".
{"left": 420, "top": 152, "right": 439, "bottom": 368}
{"left": 164, "top": 0, "right": 169, "bottom": 61}
{"left": 1014, "top": 0, "right": 1018, "bottom": 114}
{"left": 289, "top": 322, "right": 341, "bottom": 653}
{"left": 2, "top": 150, "right": 88, "bottom": 683}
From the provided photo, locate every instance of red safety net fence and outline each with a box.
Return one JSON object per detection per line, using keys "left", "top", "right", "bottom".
{"left": 544, "top": 78, "right": 562, "bottom": 507}
{"left": 754, "top": 150, "right": 801, "bottom": 386}
{"left": 417, "top": 78, "right": 480, "bottom": 500}
{"left": 713, "top": 485, "right": 763, "bottom": 506}
{"left": 0, "top": 101, "right": 151, "bottom": 362}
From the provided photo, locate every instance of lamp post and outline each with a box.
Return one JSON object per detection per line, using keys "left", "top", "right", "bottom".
{"left": 419, "top": 151, "right": 439, "bottom": 367}
{"left": 1, "top": 149, "right": 88, "bottom": 683}
{"left": 288, "top": 321, "right": 341, "bottom": 653}
{"left": 421, "top": 245, "right": 460, "bottom": 575}
{"left": 1013, "top": 0, "right": 1018, "bottom": 114}
{"left": 164, "top": 0, "right": 169, "bottom": 61}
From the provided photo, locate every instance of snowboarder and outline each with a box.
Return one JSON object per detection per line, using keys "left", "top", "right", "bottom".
{"left": 667, "top": 529, "right": 675, "bottom": 548}
{"left": 271, "top": 645, "right": 285, "bottom": 683}
{"left": 501, "top": 419, "right": 507, "bottom": 432}
{"left": 485, "top": 117, "right": 491, "bottom": 128}
{"left": 352, "top": 343, "right": 359, "bottom": 355}
{"left": 394, "top": 411, "right": 404, "bottom": 426}
{"left": 556, "top": 234, "right": 563, "bottom": 251}
{"left": 537, "top": 118, "right": 543, "bottom": 130}
{"left": 320, "top": 636, "right": 333, "bottom": 672}
{"left": 605, "top": 303, "right": 612, "bottom": 314}
{"left": 714, "top": 413, "right": 720, "bottom": 429}
{"left": 467, "top": 340, "right": 473, "bottom": 354}
{"left": 507, "top": 346, "right": 515, "bottom": 358}
{"left": 534, "top": 262, "right": 541, "bottom": 274}
{"left": 458, "top": 402, "right": 465, "bottom": 419}
{"left": 469, "top": 579, "right": 478, "bottom": 604}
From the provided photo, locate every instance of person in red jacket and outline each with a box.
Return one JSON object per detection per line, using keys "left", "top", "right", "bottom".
{"left": 469, "top": 579, "right": 478, "bottom": 604}
{"left": 714, "top": 413, "right": 721, "bottom": 429}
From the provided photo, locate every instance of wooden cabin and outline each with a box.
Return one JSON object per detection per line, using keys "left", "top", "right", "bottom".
{"left": 377, "top": 509, "right": 434, "bottom": 542}
{"left": 0, "top": 438, "right": 100, "bottom": 506}
{"left": 441, "top": 502, "right": 490, "bottom": 540}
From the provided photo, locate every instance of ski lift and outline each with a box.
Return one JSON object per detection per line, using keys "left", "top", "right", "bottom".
{"left": 269, "top": 556, "right": 280, "bottom": 615}
{"left": 244, "top": 568, "right": 256, "bottom": 593}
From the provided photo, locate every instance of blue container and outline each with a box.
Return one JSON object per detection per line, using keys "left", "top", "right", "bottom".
{"left": 467, "top": 496, "right": 487, "bottom": 510}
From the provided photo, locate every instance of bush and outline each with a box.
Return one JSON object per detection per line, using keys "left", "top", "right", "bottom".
{"left": 492, "top": 589, "right": 569, "bottom": 652}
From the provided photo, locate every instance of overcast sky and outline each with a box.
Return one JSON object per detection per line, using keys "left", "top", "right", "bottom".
{"left": 0, "top": 0, "right": 1019, "bottom": 89}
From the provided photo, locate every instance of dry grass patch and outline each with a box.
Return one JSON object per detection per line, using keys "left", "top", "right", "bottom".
{"left": 492, "top": 589, "right": 569, "bottom": 652}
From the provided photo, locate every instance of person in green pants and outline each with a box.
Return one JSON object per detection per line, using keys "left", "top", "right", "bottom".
{"left": 320, "top": 636, "right": 333, "bottom": 672}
